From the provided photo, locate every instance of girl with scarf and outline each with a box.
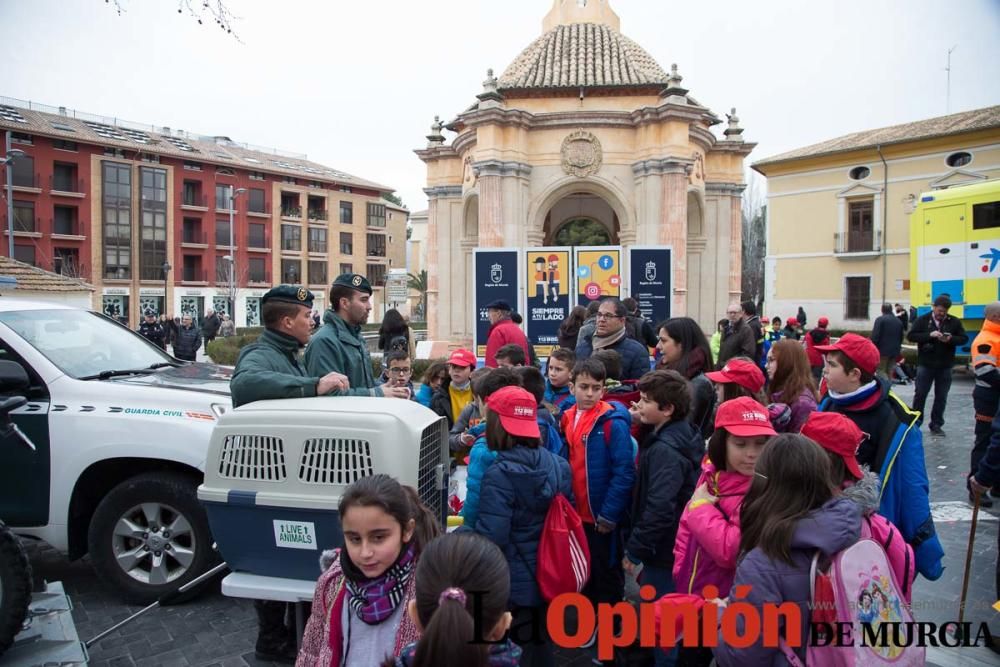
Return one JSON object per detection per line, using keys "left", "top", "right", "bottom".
{"left": 764, "top": 339, "right": 819, "bottom": 433}
{"left": 297, "top": 475, "right": 441, "bottom": 667}
{"left": 672, "top": 398, "right": 776, "bottom": 666}
{"left": 655, "top": 317, "right": 716, "bottom": 438}
{"left": 385, "top": 532, "right": 521, "bottom": 667}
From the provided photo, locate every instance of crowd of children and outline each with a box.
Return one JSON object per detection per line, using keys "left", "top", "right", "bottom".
{"left": 291, "top": 316, "right": 944, "bottom": 666}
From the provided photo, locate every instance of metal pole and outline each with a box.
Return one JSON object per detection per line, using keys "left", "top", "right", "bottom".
{"left": 229, "top": 186, "right": 235, "bottom": 320}
{"left": 5, "top": 130, "right": 13, "bottom": 259}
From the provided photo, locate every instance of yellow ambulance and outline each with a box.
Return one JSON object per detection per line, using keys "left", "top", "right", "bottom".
{"left": 910, "top": 179, "right": 1000, "bottom": 352}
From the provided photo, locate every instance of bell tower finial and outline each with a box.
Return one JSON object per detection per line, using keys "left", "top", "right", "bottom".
{"left": 542, "top": 0, "right": 620, "bottom": 32}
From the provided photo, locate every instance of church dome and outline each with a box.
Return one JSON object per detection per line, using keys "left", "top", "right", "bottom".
{"left": 498, "top": 22, "right": 669, "bottom": 92}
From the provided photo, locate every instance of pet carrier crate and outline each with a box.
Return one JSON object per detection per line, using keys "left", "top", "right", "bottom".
{"left": 198, "top": 397, "right": 449, "bottom": 581}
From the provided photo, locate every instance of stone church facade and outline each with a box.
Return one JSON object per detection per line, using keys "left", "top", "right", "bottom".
{"left": 416, "top": 0, "right": 754, "bottom": 342}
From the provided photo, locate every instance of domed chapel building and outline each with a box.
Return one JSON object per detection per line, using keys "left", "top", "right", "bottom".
{"left": 416, "top": 0, "right": 754, "bottom": 342}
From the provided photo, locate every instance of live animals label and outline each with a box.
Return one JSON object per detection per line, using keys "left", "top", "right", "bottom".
{"left": 273, "top": 520, "right": 317, "bottom": 550}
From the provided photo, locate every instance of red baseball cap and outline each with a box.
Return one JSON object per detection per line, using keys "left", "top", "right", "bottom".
{"left": 818, "top": 317, "right": 829, "bottom": 328}
{"left": 787, "top": 317, "right": 799, "bottom": 326}
{"left": 447, "top": 348, "right": 477, "bottom": 368}
{"left": 814, "top": 333, "right": 879, "bottom": 375}
{"left": 800, "top": 412, "right": 865, "bottom": 480}
{"left": 486, "top": 386, "right": 540, "bottom": 439}
{"left": 714, "top": 397, "right": 777, "bottom": 437}
{"left": 706, "top": 359, "right": 765, "bottom": 394}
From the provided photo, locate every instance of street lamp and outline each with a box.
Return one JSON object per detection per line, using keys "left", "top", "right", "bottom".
{"left": 162, "top": 262, "right": 171, "bottom": 317}
{"left": 2, "top": 142, "right": 27, "bottom": 259}
{"left": 227, "top": 187, "right": 247, "bottom": 322}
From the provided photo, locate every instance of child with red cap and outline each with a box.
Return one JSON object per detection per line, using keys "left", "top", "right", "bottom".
{"left": 473, "top": 385, "right": 572, "bottom": 665}
{"left": 800, "top": 411, "right": 917, "bottom": 602}
{"left": 804, "top": 316, "right": 831, "bottom": 382}
{"left": 815, "top": 333, "right": 943, "bottom": 581}
{"left": 705, "top": 357, "right": 767, "bottom": 406}
{"left": 672, "top": 397, "right": 776, "bottom": 666}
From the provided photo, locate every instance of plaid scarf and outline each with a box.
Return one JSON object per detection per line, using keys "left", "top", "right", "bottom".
{"left": 343, "top": 541, "right": 416, "bottom": 625}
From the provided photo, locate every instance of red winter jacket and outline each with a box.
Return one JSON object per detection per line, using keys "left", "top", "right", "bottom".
{"left": 672, "top": 459, "right": 751, "bottom": 597}
{"left": 485, "top": 317, "right": 530, "bottom": 368}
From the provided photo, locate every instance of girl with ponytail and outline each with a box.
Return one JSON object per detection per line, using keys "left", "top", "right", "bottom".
{"left": 385, "top": 532, "right": 520, "bottom": 666}
{"left": 296, "top": 475, "right": 441, "bottom": 667}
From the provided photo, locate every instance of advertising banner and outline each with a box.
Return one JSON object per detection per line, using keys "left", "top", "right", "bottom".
{"left": 473, "top": 249, "right": 520, "bottom": 358}
{"left": 628, "top": 246, "right": 672, "bottom": 327}
{"left": 574, "top": 246, "right": 622, "bottom": 305}
{"left": 524, "top": 248, "right": 572, "bottom": 358}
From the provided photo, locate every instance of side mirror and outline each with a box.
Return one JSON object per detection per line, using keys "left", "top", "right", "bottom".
{"left": 0, "top": 360, "right": 29, "bottom": 393}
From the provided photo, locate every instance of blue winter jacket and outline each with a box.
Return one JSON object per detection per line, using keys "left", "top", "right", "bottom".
{"left": 575, "top": 334, "right": 651, "bottom": 381}
{"left": 819, "top": 383, "right": 944, "bottom": 580}
{"left": 474, "top": 444, "right": 573, "bottom": 607}
{"left": 544, "top": 380, "right": 576, "bottom": 417}
{"left": 562, "top": 402, "right": 637, "bottom": 527}
{"left": 414, "top": 383, "right": 433, "bottom": 408}
{"left": 460, "top": 426, "right": 491, "bottom": 530}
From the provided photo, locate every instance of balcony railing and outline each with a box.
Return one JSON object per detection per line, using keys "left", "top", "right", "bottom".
{"left": 181, "top": 269, "right": 208, "bottom": 282}
{"left": 12, "top": 173, "right": 41, "bottom": 189}
{"left": 366, "top": 247, "right": 386, "bottom": 257}
{"left": 12, "top": 215, "right": 40, "bottom": 233}
{"left": 248, "top": 234, "right": 268, "bottom": 249}
{"left": 308, "top": 209, "right": 328, "bottom": 221}
{"left": 182, "top": 230, "right": 207, "bottom": 244}
{"left": 281, "top": 206, "right": 302, "bottom": 219}
{"left": 51, "top": 217, "right": 80, "bottom": 236}
{"left": 182, "top": 193, "right": 208, "bottom": 208}
{"left": 216, "top": 230, "right": 233, "bottom": 247}
{"left": 50, "top": 175, "right": 85, "bottom": 194}
{"left": 248, "top": 201, "right": 269, "bottom": 215}
{"left": 834, "top": 230, "right": 882, "bottom": 255}
{"left": 248, "top": 272, "right": 269, "bottom": 284}
{"left": 308, "top": 243, "right": 328, "bottom": 254}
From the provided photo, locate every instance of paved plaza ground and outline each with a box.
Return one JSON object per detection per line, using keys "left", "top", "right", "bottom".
{"left": 19, "top": 374, "right": 1000, "bottom": 666}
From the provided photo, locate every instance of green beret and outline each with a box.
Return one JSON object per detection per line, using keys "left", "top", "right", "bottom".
{"left": 332, "top": 273, "right": 373, "bottom": 295}
{"left": 262, "top": 284, "right": 314, "bottom": 309}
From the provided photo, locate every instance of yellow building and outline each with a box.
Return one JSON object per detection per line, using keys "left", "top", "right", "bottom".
{"left": 416, "top": 0, "right": 753, "bottom": 342}
{"left": 754, "top": 106, "right": 1000, "bottom": 328}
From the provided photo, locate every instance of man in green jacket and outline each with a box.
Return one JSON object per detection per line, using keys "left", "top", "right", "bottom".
{"left": 229, "top": 284, "right": 349, "bottom": 662}
{"left": 304, "top": 272, "right": 410, "bottom": 399}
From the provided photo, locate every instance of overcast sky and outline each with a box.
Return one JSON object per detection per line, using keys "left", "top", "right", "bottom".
{"left": 2, "top": 0, "right": 998, "bottom": 211}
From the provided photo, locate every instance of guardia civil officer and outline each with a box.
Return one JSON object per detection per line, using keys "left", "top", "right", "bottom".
{"left": 229, "top": 285, "right": 351, "bottom": 663}
{"left": 136, "top": 309, "right": 166, "bottom": 350}
{"left": 304, "top": 273, "right": 410, "bottom": 398}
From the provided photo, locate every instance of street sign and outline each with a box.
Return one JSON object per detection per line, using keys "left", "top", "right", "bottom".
{"left": 385, "top": 275, "right": 409, "bottom": 303}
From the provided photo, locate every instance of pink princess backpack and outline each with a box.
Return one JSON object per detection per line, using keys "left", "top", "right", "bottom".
{"left": 779, "top": 520, "right": 924, "bottom": 666}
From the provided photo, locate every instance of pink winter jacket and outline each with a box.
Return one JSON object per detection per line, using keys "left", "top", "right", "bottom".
{"left": 672, "top": 460, "right": 752, "bottom": 596}
{"left": 296, "top": 548, "right": 420, "bottom": 667}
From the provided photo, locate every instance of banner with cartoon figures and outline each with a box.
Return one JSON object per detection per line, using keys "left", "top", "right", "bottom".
{"left": 524, "top": 248, "right": 572, "bottom": 357}
{"left": 574, "top": 246, "right": 623, "bottom": 306}
{"left": 473, "top": 249, "right": 520, "bottom": 358}
{"left": 628, "top": 246, "right": 672, "bottom": 327}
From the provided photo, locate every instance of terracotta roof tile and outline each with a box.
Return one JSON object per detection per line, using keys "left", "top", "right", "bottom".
{"left": 0, "top": 100, "right": 393, "bottom": 192}
{"left": 0, "top": 256, "right": 93, "bottom": 293}
{"left": 499, "top": 23, "right": 669, "bottom": 91}
{"left": 754, "top": 105, "right": 1000, "bottom": 168}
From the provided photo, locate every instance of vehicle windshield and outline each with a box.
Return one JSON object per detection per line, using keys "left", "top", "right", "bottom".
{"left": 0, "top": 309, "right": 174, "bottom": 379}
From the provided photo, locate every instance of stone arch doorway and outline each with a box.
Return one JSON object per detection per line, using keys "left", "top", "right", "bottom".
{"left": 542, "top": 192, "right": 619, "bottom": 246}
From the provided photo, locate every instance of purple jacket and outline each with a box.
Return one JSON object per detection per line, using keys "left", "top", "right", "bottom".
{"left": 769, "top": 388, "right": 817, "bottom": 434}
{"left": 713, "top": 497, "right": 861, "bottom": 667}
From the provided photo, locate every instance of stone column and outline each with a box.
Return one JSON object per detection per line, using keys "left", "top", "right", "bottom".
{"left": 424, "top": 185, "right": 463, "bottom": 339}
{"left": 705, "top": 182, "right": 746, "bottom": 311}
{"left": 659, "top": 161, "right": 692, "bottom": 317}
{"left": 474, "top": 160, "right": 504, "bottom": 247}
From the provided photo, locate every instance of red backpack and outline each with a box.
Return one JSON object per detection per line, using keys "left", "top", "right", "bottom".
{"left": 536, "top": 466, "right": 591, "bottom": 601}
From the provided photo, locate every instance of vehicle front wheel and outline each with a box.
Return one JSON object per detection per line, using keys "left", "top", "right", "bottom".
{"left": 88, "top": 472, "right": 216, "bottom": 605}
{"left": 0, "top": 522, "right": 32, "bottom": 656}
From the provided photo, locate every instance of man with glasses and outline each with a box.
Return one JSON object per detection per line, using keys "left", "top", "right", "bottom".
{"left": 377, "top": 349, "right": 416, "bottom": 400}
{"left": 575, "top": 297, "right": 650, "bottom": 381}
{"left": 717, "top": 302, "right": 756, "bottom": 368}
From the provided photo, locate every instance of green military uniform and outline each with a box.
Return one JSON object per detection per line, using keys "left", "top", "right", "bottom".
{"left": 230, "top": 285, "right": 320, "bottom": 408}
{"left": 303, "top": 273, "right": 383, "bottom": 397}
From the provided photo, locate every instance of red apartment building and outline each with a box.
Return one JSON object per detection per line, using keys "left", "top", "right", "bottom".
{"left": 0, "top": 98, "right": 407, "bottom": 327}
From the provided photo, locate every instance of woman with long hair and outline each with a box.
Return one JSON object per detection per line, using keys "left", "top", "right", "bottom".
{"left": 655, "top": 317, "right": 716, "bottom": 438}
{"left": 764, "top": 339, "right": 819, "bottom": 433}
{"left": 713, "top": 435, "right": 861, "bottom": 666}
{"left": 557, "top": 305, "right": 588, "bottom": 350}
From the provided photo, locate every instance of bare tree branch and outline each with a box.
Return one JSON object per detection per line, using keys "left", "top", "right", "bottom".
{"left": 106, "top": 0, "right": 242, "bottom": 41}
{"left": 741, "top": 171, "right": 767, "bottom": 310}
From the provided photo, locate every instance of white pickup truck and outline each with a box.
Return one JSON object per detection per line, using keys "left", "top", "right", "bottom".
{"left": 0, "top": 299, "right": 232, "bottom": 603}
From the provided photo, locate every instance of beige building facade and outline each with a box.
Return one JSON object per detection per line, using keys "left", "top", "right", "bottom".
{"left": 416, "top": 0, "right": 753, "bottom": 343}
{"left": 754, "top": 106, "right": 1000, "bottom": 328}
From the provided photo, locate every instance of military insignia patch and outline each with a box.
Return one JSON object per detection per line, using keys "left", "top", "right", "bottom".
{"left": 297, "top": 287, "right": 308, "bottom": 301}
{"left": 352, "top": 275, "right": 363, "bottom": 287}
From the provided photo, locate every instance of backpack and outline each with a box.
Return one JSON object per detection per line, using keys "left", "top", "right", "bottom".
{"left": 536, "top": 487, "right": 591, "bottom": 602}
{"left": 387, "top": 333, "right": 409, "bottom": 353}
{"left": 779, "top": 520, "right": 925, "bottom": 666}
